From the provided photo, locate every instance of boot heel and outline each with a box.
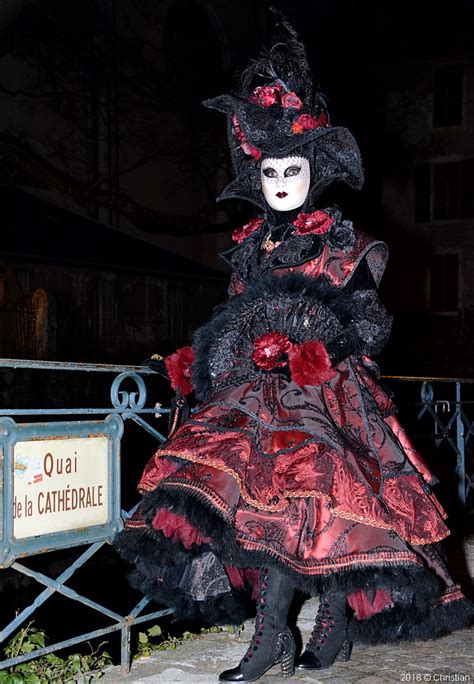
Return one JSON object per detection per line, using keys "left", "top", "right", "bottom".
{"left": 280, "top": 650, "right": 295, "bottom": 678}
{"left": 336, "top": 639, "right": 352, "bottom": 662}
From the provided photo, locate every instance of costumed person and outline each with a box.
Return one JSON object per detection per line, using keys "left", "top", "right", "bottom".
{"left": 115, "top": 15, "right": 473, "bottom": 682}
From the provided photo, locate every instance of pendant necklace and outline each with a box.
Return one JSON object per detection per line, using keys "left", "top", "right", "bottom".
{"left": 262, "top": 233, "right": 282, "bottom": 253}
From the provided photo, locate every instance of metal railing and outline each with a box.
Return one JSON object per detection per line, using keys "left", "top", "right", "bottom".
{"left": 0, "top": 361, "right": 473, "bottom": 676}
{"left": 385, "top": 375, "right": 474, "bottom": 517}
{"left": 0, "top": 358, "right": 174, "bottom": 675}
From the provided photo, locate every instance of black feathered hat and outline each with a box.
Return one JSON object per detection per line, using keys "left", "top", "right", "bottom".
{"left": 203, "top": 11, "right": 364, "bottom": 209}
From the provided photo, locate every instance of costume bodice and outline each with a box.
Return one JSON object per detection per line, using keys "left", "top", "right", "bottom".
{"left": 192, "top": 210, "right": 390, "bottom": 402}
{"left": 220, "top": 208, "right": 388, "bottom": 289}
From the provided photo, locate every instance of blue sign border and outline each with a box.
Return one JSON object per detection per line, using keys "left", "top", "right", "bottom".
{"left": 0, "top": 415, "right": 123, "bottom": 568}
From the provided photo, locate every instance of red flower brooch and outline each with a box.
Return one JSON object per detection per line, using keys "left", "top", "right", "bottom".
{"left": 293, "top": 210, "right": 334, "bottom": 236}
{"left": 165, "top": 345, "right": 194, "bottom": 396}
{"left": 232, "top": 115, "right": 261, "bottom": 161}
{"left": 252, "top": 334, "right": 336, "bottom": 386}
{"left": 253, "top": 333, "right": 292, "bottom": 371}
{"left": 292, "top": 112, "right": 329, "bottom": 134}
{"left": 232, "top": 217, "right": 265, "bottom": 244}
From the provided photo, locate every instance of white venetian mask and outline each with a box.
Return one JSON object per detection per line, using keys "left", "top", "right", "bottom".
{"left": 260, "top": 156, "right": 311, "bottom": 211}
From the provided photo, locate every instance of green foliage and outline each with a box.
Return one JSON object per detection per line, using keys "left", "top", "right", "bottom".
{"left": 0, "top": 620, "right": 237, "bottom": 680}
{"left": 0, "top": 623, "right": 112, "bottom": 684}
{"left": 134, "top": 624, "right": 223, "bottom": 660}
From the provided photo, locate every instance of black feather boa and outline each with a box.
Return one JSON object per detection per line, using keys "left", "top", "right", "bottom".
{"left": 191, "top": 271, "right": 351, "bottom": 402}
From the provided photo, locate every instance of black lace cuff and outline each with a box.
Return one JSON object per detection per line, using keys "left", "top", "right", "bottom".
{"left": 326, "top": 290, "right": 393, "bottom": 364}
{"left": 326, "top": 327, "right": 362, "bottom": 364}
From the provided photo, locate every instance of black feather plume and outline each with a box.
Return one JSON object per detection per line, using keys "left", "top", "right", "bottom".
{"left": 238, "top": 7, "right": 330, "bottom": 121}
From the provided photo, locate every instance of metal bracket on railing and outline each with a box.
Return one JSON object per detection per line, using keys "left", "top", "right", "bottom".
{"left": 417, "top": 379, "right": 472, "bottom": 511}
{"left": 110, "top": 372, "right": 147, "bottom": 411}
{"left": 435, "top": 400, "right": 451, "bottom": 413}
{"left": 420, "top": 381, "right": 434, "bottom": 404}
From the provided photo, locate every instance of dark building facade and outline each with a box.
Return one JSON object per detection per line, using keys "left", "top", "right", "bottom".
{"left": 371, "top": 54, "right": 474, "bottom": 376}
{"left": 0, "top": 187, "right": 226, "bottom": 362}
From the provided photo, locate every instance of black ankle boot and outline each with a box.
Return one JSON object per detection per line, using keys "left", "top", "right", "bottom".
{"left": 296, "top": 591, "right": 352, "bottom": 670}
{"left": 219, "top": 566, "right": 296, "bottom": 682}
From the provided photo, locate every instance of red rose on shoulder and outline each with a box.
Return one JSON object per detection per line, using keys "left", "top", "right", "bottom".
{"left": 232, "top": 217, "right": 265, "bottom": 244}
{"left": 165, "top": 346, "right": 194, "bottom": 395}
{"left": 293, "top": 210, "right": 334, "bottom": 236}
{"left": 253, "top": 332, "right": 292, "bottom": 371}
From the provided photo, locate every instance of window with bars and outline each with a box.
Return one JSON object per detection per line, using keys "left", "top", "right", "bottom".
{"left": 433, "top": 64, "right": 463, "bottom": 128}
{"left": 415, "top": 160, "right": 474, "bottom": 222}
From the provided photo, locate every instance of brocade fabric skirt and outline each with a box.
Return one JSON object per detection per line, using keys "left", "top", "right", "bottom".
{"left": 116, "top": 358, "right": 473, "bottom": 642}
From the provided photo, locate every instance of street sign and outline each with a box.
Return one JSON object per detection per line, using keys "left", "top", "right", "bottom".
{"left": 0, "top": 415, "right": 123, "bottom": 567}
{"left": 13, "top": 436, "right": 110, "bottom": 538}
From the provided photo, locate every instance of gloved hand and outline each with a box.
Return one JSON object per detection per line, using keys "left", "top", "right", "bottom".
{"left": 142, "top": 354, "right": 169, "bottom": 379}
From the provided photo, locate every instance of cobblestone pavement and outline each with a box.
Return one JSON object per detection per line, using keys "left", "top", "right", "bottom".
{"left": 100, "top": 596, "right": 474, "bottom": 684}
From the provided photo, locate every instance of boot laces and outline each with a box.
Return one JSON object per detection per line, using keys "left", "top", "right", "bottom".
{"left": 243, "top": 570, "right": 269, "bottom": 661}
{"left": 308, "top": 601, "right": 336, "bottom": 649}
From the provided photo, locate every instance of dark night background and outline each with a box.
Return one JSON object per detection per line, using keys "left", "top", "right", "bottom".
{"left": 0, "top": 0, "right": 473, "bottom": 666}
{"left": 0, "top": 0, "right": 473, "bottom": 375}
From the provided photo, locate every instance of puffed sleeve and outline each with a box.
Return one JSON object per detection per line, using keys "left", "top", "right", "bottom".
{"left": 326, "top": 260, "right": 393, "bottom": 364}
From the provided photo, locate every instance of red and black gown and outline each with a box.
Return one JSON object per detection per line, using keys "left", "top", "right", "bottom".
{"left": 116, "top": 211, "right": 473, "bottom": 644}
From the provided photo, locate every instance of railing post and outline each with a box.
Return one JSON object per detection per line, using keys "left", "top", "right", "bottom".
{"left": 455, "top": 381, "right": 466, "bottom": 509}
{"left": 121, "top": 622, "right": 131, "bottom": 676}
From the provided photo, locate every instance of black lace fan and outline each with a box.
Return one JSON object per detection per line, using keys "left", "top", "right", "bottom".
{"left": 192, "top": 271, "right": 349, "bottom": 401}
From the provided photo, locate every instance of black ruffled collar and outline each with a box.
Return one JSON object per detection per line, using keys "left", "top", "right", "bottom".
{"left": 220, "top": 206, "right": 355, "bottom": 281}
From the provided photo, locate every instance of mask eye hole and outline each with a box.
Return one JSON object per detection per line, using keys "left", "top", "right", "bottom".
{"left": 262, "top": 167, "right": 278, "bottom": 178}
{"left": 284, "top": 166, "right": 301, "bottom": 178}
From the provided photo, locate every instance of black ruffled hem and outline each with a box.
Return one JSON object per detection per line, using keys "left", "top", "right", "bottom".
{"left": 115, "top": 521, "right": 205, "bottom": 567}
{"left": 350, "top": 595, "right": 474, "bottom": 644}
{"left": 116, "top": 524, "right": 252, "bottom": 626}
{"left": 128, "top": 567, "right": 251, "bottom": 626}
{"left": 114, "top": 485, "right": 474, "bottom": 642}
